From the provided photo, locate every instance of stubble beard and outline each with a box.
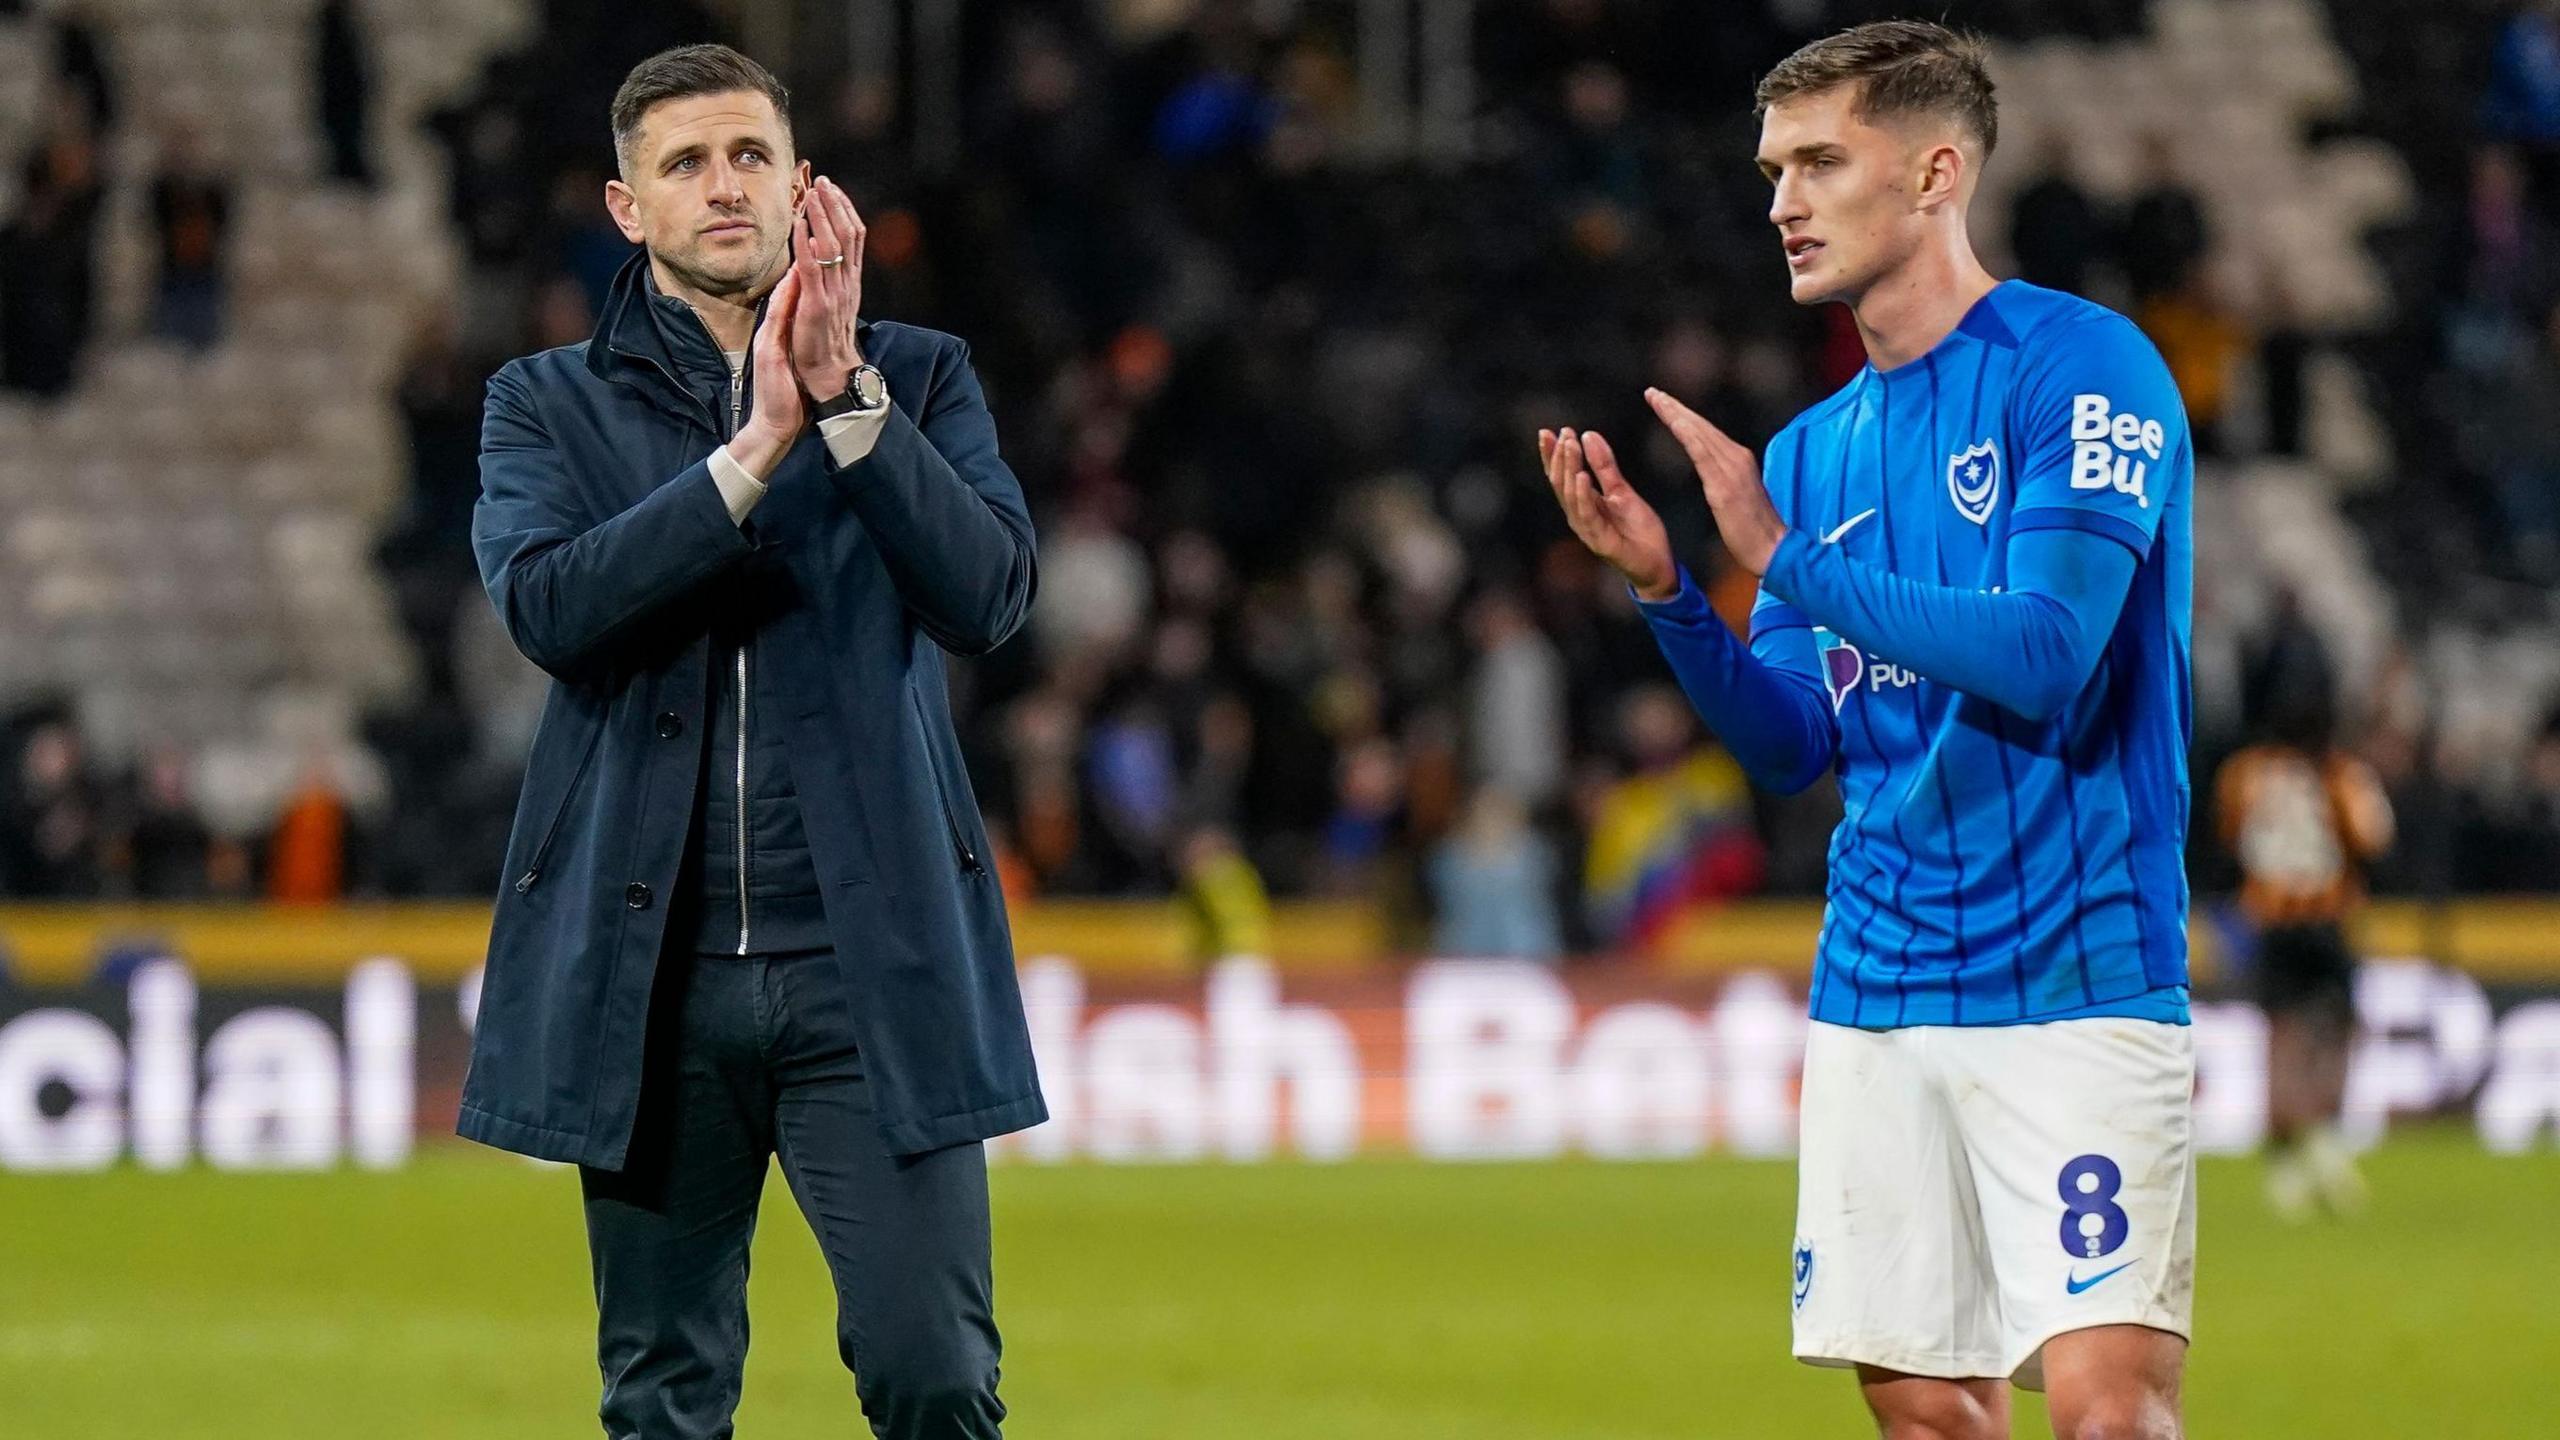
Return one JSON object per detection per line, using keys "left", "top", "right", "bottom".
{"left": 658, "top": 221, "right": 782, "bottom": 304}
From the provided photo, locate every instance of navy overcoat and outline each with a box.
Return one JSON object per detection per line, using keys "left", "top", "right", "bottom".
{"left": 459, "top": 254, "right": 1044, "bottom": 1164}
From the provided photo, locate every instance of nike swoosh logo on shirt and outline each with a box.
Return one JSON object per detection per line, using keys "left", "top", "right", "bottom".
{"left": 1821, "top": 508, "right": 1877, "bottom": 544}
{"left": 2065, "top": 1259, "right": 2138, "bottom": 1295}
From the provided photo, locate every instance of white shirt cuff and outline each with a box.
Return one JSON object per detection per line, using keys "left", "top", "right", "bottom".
{"left": 818, "top": 398, "right": 892, "bottom": 469}
{"left": 707, "top": 445, "right": 768, "bottom": 525}
{"left": 709, "top": 393, "right": 891, "bottom": 525}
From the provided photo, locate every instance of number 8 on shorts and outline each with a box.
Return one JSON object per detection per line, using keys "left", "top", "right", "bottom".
{"left": 2058, "top": 1154, "right": 2130, "bottom": 1260}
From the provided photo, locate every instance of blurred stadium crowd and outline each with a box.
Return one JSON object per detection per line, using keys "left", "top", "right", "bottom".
{"left": 1, "top": 0, "right": 2557, "bottom": 959}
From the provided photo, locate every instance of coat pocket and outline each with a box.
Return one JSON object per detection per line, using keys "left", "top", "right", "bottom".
{"left": 512, "top": 723, "right": 606, "bottom": 894}
{"left": 907, "top": 686, "right": 984, "bottom": 874}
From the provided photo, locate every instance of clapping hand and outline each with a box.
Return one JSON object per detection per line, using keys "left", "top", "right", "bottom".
{"left": 1539, "top": 426, "right": 1679, "bottom": 601}
{"left": 730, "top": 263, "right": 805, "bottom": 479}
{"left": 788, "top": 176, "right": 866, "bottom": 401}
{"left": 1644, "top": 387, "right": 1789, "bottom": 578}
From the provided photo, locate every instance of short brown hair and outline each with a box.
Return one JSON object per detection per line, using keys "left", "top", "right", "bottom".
{"left": 1754, "top": 20, "right": 1997, "bottom": 158}
{"left": 610, "top": 44, "right": 793, "bottom": 176}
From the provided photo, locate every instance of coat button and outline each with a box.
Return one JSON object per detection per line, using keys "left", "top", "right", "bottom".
{"left": 624, "top": 882, "right": 652, "bottom": 910}
{"left": 656, "top": 711, "right": 684, "bottom": 738}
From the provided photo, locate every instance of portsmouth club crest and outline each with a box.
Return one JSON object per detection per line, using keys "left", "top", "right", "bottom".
{"left": 1947, "top": 438, "right": 2000, "bottom": 525}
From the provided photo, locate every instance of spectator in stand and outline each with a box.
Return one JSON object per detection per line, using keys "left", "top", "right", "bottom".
{"left": 1465, "top": 587, "right": 1568, "bottom": 813}
{"left": 1547, "top": 60, "right": 1650, "bottom": 257}
{"left": 2483, "top": 0, "right": 2560, "bottom": 198}
{"left": 2121, "top": 132, "right": 2209, "bottom": 304}
{"left": 2138, "top": 268, "right": 2248, "bottom": 458}
{"left": 2436, "top": 699, "right": 2560, "bottom": 892}
{"left": 1428, "top": 786, "right": 1564, "bottom": 961}
{"left": 1580, "top": 685, "right": 1763, "bottom": 955}
{"left": 2502, "top": 707, "right": 2560, "bottom": 885}
{"left": 2, "top": 714, "right": 107, "bottom": 897}
{"left": 1180, "top": 688, "right": 1255, "bottom": 836}
{"left": 525, "top": 272, "right": 594, "bottom": 351}
{"left": 2256, "top": 268, "right": 2312, "bottom": 459}
{"left": 2444, "top": 147, "right": 2556, "bottom": 473}
{"left": 0, "top": 106, "right": 103, "bottom": 395}
{"left": 264, "top": 739, "right": 390, "bottom": 904}
{"left": 2240, "top": 589, "right": 2335, "bottom": 737}
{"left": 436, "top": 104, "right": 542, "bottom": 268}
{"left": 383, "top": 311, "right": 489, "bottom": 571}
{"left": 1319, "top": 735, "right": 1408, "bottom": 898}
{"left": 115, "top": 746, "right": 214, "bottom": 899}
{"left": 1149, "top": 9, "right": 1280, "bottom": 168}
{"left": 1033, "top": 502, "right": 1152, "bottom": 661}
{"left": 1003, "top": 686, "right": 1088, "bottom": 891}
{"left": 2456, "top": 296, "right": 2560, "bottom": 581}
{"left": 148, "top": 125, "right": 233, "bottom": 350}
{"left": 1085, "top": 689, "right": 1182, "bottom": 889}
{"left": 544, "top": 165, "right": 641, "bottom": 317}
{"left": 2451, "top": 147, "right": 2555, "bottom": 337}
{"left": 49, "top": 5, "right": 115, "bottom": 136}
{"left": 314, "top": 0, "right": 376, "bottom": 186}
{"left": 2007, "top": 135, "right": 2106, "bottom": 297}
{"left": 1176, "top": 823, "right": 1272, "bottom": 962}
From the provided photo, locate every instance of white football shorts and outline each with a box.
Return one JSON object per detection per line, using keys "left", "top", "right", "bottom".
{"left": 1789, "top": 1016, "right": 2197, "bottom": 1391}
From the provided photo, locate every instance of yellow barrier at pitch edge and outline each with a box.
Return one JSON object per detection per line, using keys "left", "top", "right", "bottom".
{"left": 0, "top": 900, "right": 1390, "bottom": 984}
{"left": 0, "top": 898, "right": 2556, "bottom": 985}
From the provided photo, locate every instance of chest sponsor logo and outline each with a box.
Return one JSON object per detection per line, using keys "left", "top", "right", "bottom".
{"left": 1947, "top": 439, "right": 2000, "bottom": 524}
{"left": 2069, "top": 393, "right": 2162, "bottom": 509}
{"left": 1815, "top": 626, "right": 1916, "bottom": 711}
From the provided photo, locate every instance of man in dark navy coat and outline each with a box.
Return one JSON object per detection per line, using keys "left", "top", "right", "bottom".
{"left": 461, "top": 43, "right": 1041, "bottom": 1439}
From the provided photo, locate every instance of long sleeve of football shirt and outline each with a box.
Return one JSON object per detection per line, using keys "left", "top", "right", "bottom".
{"left": 1634, "top": 523, "right": 2139, "bottom": 796}
{"left": 1633, "top": 567, "right": 1839, "bottom": 795}
{"left": 1761, "top": 523, "right": 2138, "bottom": 724}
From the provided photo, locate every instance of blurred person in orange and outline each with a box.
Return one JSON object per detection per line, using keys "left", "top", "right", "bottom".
{"left": 2135, "top": 270, "right": 2246, "bottom": 458}
{"left": 2215, "top": 680, "right": 2394, "bottom": 1219}
{"left": 265, "top": 762, "right": 348, "bottom": 905}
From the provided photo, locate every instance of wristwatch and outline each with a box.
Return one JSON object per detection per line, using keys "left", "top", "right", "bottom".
{"left": 815, "top": 364, "right": 887, "bottom": 421}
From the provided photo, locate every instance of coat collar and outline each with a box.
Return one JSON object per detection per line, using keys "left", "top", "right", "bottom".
{"left": 585, "top": 250, "right": 764, "bottom": 433}
{"left": 587, "top": 252, "right": 742, "bottom": 375}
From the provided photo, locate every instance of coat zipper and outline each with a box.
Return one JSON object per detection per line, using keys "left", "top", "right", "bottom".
{"left": 735, "top": 640, "right": 750, "bottom": 953}
{"left": 514, "top": 726, "right": 604, "bottom": 893}
{"left": 728, "top": 356, "right": 752, "bottom": 953}
{"left": 908, "top": 688, "right": 983, "bottom": 873}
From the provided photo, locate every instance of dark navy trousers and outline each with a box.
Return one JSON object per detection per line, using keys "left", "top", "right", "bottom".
{"left": 579, "top": 948, "right": 1004, "bottom": 1439}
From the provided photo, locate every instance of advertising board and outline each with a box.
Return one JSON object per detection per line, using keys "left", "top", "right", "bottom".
{"left": 2, "top": 956, "right": 2554, "bottom": 1171}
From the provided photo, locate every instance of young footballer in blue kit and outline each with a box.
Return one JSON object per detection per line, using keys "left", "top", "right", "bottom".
{"left": 1539, "top": 23, "right": 2194, "bottom": 1440}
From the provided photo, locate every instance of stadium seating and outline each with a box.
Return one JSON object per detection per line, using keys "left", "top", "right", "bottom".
{"left": 0, "top": 0, "right": 531, "bottom": 839}
{"left": 1981, "top": 2, "right": 2466, "bottom": 766}
{"left": 1983, "top": 0, "right": 2405, "bottom": 330}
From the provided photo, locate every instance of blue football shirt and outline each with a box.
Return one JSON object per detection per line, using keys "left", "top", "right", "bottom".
{"left": 1750, "top": 281, "right": 2194, "bottom": 1028}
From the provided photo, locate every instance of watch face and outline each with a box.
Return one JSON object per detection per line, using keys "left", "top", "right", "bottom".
{"left": 852, "top": 367, "right": 886, "bottom": 408}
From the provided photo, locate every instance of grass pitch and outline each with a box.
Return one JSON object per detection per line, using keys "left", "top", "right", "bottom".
{"left": 6, "top": 1128, "right": 2554, "bottom": 1437}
